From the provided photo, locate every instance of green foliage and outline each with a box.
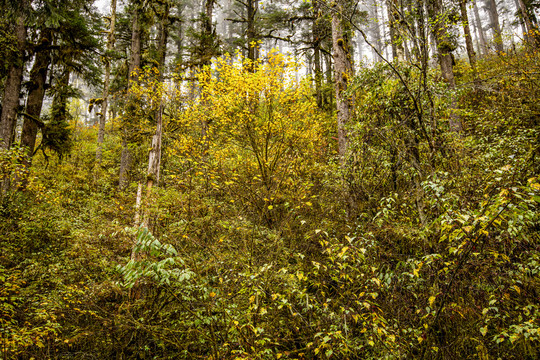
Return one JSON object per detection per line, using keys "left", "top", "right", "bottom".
{"left": 2, "top": 46, "right": 540, "bottom": 359}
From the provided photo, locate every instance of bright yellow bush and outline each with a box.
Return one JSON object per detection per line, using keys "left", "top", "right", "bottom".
{"left": 172, "top": 50, "right": 329, "bottom": 224}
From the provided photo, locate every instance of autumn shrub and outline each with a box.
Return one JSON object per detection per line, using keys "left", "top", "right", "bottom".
{"left": 158, "top": 52, "right": 332, "bottom": 242}
{"left": 337, "top": 50, "right": 540, "bottom": 359}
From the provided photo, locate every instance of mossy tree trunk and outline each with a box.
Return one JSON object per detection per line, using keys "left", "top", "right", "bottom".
{"left": 331, "top": 0, "right": 354, "bottom": 162}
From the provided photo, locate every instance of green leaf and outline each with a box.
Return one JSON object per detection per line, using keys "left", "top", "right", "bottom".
{"left": 480, "top": 326, "right": 487, "bottom": 336}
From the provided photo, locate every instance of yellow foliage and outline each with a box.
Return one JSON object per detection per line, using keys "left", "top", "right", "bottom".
{"left": 168, "top": 50, "right": 328, "bottom": 220}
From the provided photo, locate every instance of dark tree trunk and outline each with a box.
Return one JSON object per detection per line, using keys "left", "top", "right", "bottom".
{"left": 247, "top": 0, "right": 258, "bottom": 68}
{"left": 459, "top": 0, "right": 478, "bottom": 76}
{"left": 517, "top": 0, "right": 540, "bottom": 46}
{"left": 313, "top": 0, "right": 323, "bottom": 108}
{"left": 21, "top": 28, "right": 52, "bottom": 158}
{"left": 204, "top": 0, "right": 215, "bottom": 42}
{"left": 119, "top": 3, "right": 142, "bottom": 190}
{"left": 0, "top": 15, "right": 26, "bottom": 150}
{"left": 512, "top": 0, "right": 528, "bottom": 42}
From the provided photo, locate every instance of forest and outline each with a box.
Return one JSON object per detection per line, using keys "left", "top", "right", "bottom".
{"left": 0, "top": 0, "right": 539, "bottom": 358}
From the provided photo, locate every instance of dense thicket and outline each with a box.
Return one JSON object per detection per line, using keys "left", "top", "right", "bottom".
{"left": 1, "top": 0, "right": 539, "bottom": 359}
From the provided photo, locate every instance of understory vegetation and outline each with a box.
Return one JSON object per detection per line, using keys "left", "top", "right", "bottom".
{"left": 1, "top": 48, "right": 539, "bottom": 359}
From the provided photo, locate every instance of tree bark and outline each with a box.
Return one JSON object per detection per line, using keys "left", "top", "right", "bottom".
{"left": 21, "top": 28, "right": 52, "bottom": 158}
{"left": 246, "top": 0, "right": 259, "bottom": 69}
{"left": 119, "top": 3, "right": 142, "bottom": 190}
{"left": 512, "top": 0, "right": 528, "bottom": 40}
{"left": 14, "top": 28, "right": 52, "bottom": 190}
{"left": 517, "top": 0, "right": 540, "bottom": 46}
{"left": 313, "top": 0, "right": 323, "bottom": 108}
{"left": 141, "top": 3, "right": 169, "bottom": 228}
{"left": 473, "top": 0, "right": 489, "bottom": 55}
{"left": 428, "top": 0, "right": 456, "bottom": 86}
{"left": 324, "top": 51, "right": 333, "bottom": 110}
{"left": 331, "top": 0, "right": 354, "bottom": 162}
{"left": 459, "top": 0, "right": 478, "bottom": 77}
{"left": 485, "top": 0, "right": 504, "bottom": 52}
{"left": 386, "top": 0, "right": 405, "bottom": 61}
{"left": 128, "top": 6, "right": 142, "bottom": 83}
{"left": 96, "top": 0, "right": 117, "bottom": 164}
{"left": 428, "top": 0, "right": 462, "bottom": 132}
{"left": 369, "top": 0, "right": 383, "bottom": 62}
{"left": 0, "top": 14, "right": 26, "bottom": 150}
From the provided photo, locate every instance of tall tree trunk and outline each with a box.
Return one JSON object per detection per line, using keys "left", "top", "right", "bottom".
{"left": 513, "top": 0, "right": 528, "bottom": 41}
{"left": 246, "top": 0, "right": 259, "bottom": 69}
{"left": 331, "top": 0, "right": 354, "bottom": 162}
{"left": 200, "top": 0, "right": 216, "bottom": 146}
{"left": 119, "top": 3, "right": 142, "bottom": 190}
{"left": 428, "top": 0, "right": 456, "bottom": 86}
{"left": 386, "top": 0, "right": 405, "bottom": 61}
{"left": 485, "top": 0, "right": 504, "bottom": 52}
{"left": 517, "top": 0, "right": 540, "bottom": 46}
{"left": 324, "top": 52, "right": 333, "bottom": 109}
{"left": 370, "top": 0, "right": 383, "bottom": 62}
{"left": 204, "top": 0, "right": 215, "bottom": 41}
{"left": 128, "top": 8, "right": 142, "bottom": 83}
{"left": 470, "top": 3, "right": 484, "bottom": 56}
{"left": 21, "top": 28, "right": 52, "bottom": 157}
{"left": 313, "top": 0, "right": 323, "bottom": 108}
{"left": 428, "top": 0, "right": 461, "bottom": 132}
{"left": 0, "top": 14, "right": 26, "bottom": 150}
{"left": 96, "top": 0, "right": 117, "bottom": 164}
{"left": 459, "top": 0, "right": 478, "bottom": 78}
{"left": 200, "top": 0, "right": 216, "bottom": 67}
{"left": 473, "top": 0, "right": 489, "bottom": 54}
{"left": 15, "top": 28, "right": 52, "bottom": 190}
{"left": 174, "top": 4, "right": 184, "bottom": 65}
{"left": 141, "top": 3, "right": 170, "bottom": 228}
{"left": 331, "top": 0, "right": 355, "bottom": 216}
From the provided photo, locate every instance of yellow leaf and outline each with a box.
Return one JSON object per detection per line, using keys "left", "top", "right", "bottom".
{"left": 429, "top": 295, "right": 436, "bottom": 307}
